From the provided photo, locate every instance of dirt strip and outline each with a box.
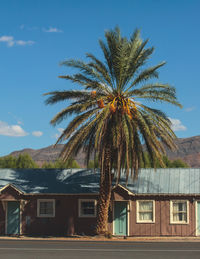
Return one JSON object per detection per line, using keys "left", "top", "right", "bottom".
{"left": 0, "top": 236, "right": 200, "bottom": 242}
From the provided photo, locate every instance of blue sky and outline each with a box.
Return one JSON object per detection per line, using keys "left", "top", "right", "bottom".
{"left": 0, "top": 0, "right": 200, "bottom": 156}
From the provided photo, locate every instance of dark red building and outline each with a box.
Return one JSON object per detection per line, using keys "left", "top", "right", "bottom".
{"left": 0, "top": 168, "right": 199, "bottom": 237}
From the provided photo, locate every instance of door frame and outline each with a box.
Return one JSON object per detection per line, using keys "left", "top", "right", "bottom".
{"left": 113, "top": 201, "right": 130, "bottom": 236}
{"left": 4, "top": 200, "right": 22, "bottom": 235}
{"left": 195, "top": 200, "right": 200, "bottom": 236}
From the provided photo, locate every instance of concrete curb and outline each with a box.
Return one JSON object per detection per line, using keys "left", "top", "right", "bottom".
{"left": 1, "top": 236, "right": 200, "bottom": 242}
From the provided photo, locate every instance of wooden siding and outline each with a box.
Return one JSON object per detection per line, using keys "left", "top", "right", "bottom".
{"left": 0, "top": 187, "right": 99, "bottom": 236}
{"left": 127, "top": 197, "right": 197, "bottom": 236}
{"left": 21, "top": 194, "right": 99, "bottom": 236}
{"left": 0, "top": 185, "right": 199, "bottom": 237}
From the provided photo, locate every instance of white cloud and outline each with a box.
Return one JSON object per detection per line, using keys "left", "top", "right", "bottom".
{"left": 20, "top": 25, "right": 39, "bottom": 31}
{"left": 32, "top": 131, "right": 43, "bottom": 137}
{"left": 15, "top": 40, "right": 35, "bottom": 46}
{"left": 0, "top": 36, "right": 14, "bottom": 47}
{"left": 169, "top": 118, "right": 187, "bottom": 131}
{"left": 0, "top": 35, "right": 35, "bottom": 47}
{"left": 43, "top": 27, "right": 63, "bottom": 33}
{"left": 19, "top": 25, "right": 63, "bottom": 33}
{"left": 0, "top": 121, "right": 28, "bottom": 137}
{"left": 185, "top": 106, "right": 195, "bottom": 112}
{"left": 54, "top": 128, "right": 64, "bottom": 139}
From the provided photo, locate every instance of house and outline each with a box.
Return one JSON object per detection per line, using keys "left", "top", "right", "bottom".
{"left": 0, "top": 168, "right": 200, "bottom": 237}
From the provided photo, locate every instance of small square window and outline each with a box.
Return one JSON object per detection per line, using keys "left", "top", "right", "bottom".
{"left": 170, "top": 201, "right": 189, "bottom": 224}
{"left": 137, "top": 200, "right": 155, "bottom": 223}
{"left": 79, "top": 199, "right": 96, "bottom": 217}
{"left": 37, "top": 199, "right": 55, "bottom": 217}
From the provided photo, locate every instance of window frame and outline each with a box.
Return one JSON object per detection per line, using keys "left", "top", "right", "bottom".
{"left": 136, "top": 200, "right": 155, "bottom": 224}
{"left": 37, "top": 199, "right": 55, "bottom": 218}
{"left": 78, "top": 199, "right": 97, "bottom": 218}
{"left": 170, "top": 200, "right": 189, "bottom": 224}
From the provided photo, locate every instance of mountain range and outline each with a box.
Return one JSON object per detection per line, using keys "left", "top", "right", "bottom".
{"left": 6, "top": 135, "right": 200, "bottom": 168}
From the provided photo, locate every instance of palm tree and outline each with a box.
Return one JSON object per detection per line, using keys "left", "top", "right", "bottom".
{"left": 44, "top": 27, "right": 181, "bottom": 234}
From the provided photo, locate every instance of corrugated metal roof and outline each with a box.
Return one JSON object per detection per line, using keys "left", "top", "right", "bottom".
{"left": 0, "top": 168, "right": 200, "bottom": 195}
{"left": 123, "top": 168, "right": 200, "bottom": 194}
{"left": 0, "top": 169, "right": 100, "bottom": 194}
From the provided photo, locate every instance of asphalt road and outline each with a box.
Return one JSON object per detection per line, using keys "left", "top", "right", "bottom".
{"left": 0, "top": 240, "right": 200, "bottom": 259}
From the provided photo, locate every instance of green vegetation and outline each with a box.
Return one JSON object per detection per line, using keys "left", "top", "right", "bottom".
{"left": 140, "top": 153, "right": 188, "bottom": 168}
{"left": 44, "top": 27, "right": 182, "bottom": 234}
{"left": 88, "top": 154, "right": 188, "bottom": 169}
{"left": 42, "top": 158, "right": 80, "bottom": 169}
{"left": 166, "top": 158, "right": 188, "bottom": 168}
{"left": 0, "top": 153, "right": 37, "bottom": 169}
{"left": 0, "top": 153, "right": 80, "bottom": 169}
{"left": 0, "top": 153, "right": 186, "bottom": 169}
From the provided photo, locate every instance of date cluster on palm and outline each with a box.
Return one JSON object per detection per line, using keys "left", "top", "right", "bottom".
{"left": 91, "top": 91, "right": 137, "bottom": 119}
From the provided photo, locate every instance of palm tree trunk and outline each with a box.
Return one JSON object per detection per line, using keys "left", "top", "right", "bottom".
{"left": 96, "top": 144, "right": 112, "bottom": 235}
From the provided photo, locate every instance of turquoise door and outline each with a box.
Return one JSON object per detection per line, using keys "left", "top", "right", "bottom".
{"left": 114, "top": 202, "right": 127, "bottom": 236}
{"left": 197, "top": 202, "right": 200, "bottom": 236}
{"left": 7, "top": 201, "right": 20, "bottom": 235}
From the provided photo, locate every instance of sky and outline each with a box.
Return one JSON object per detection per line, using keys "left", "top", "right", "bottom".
{"left": 0, "top": 0, "right": 200, "bottom": 156}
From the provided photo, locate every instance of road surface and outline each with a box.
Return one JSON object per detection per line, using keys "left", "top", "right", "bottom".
{"left": 0, "top": 240, "right": 200, "bottom": 258}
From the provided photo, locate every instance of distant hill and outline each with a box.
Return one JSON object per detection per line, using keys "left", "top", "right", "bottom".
{"left": 166, "top": 136, "right": 200, "bottom": 168}
{"left": 8, "top": 144, "right": 85, "bottom": 167}
{"left": 5, "top": 135, "right": 200, "bottom": 168}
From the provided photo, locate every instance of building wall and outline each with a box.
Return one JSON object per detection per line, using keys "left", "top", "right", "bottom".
{"left": 22, "top": 194, "right": 99, "bottom": 236}
{"left": 109, "top": 189, "right": 198, "bottom": 237}
{"left": 0, "top": 187, "right": 99, "bottom": 236}
{"left": 0, "top": 185, "right": 199, "bottom": 237}
{"left": 128, "top": 196, "right": 197, "bottom": 236}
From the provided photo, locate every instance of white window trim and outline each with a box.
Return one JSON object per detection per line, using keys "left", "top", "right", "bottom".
{"left": 136, "top": 200, "right": 155, "bottom": 224}
{"left": 78, "top": 199, "right": 97, "bottom": 218}
{"left": 195, "top": 200, "right": 200, "bottom": 236}
{"left": 37, "top": 199, "right": 55, "bottom": 218}
{"left": 170, "top": 200, "right": 189, "bottom": 224}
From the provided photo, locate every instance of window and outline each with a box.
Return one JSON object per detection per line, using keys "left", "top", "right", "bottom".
{"left": 37, "top": 199, "right": 55, "bottom": 217}
{"left": 170, "top": 200, "right": 189, "bottom": 224}
{"left": 79, "top": 199, "right": 97, "bottom": 217}
{"left": 136, "top": 200, "right": 155, "bottom": 223}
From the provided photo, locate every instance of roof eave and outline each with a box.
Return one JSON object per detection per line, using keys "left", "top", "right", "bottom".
{"left": 113, "top": 184, "right": 135, "bottom": 196}
{"left": 0, "top": 184, "right": 24, "bottom": 194}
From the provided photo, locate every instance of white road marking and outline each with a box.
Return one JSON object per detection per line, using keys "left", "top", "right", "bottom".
{"left": 0, "top": 248, "right": 199, "bottom": 252}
